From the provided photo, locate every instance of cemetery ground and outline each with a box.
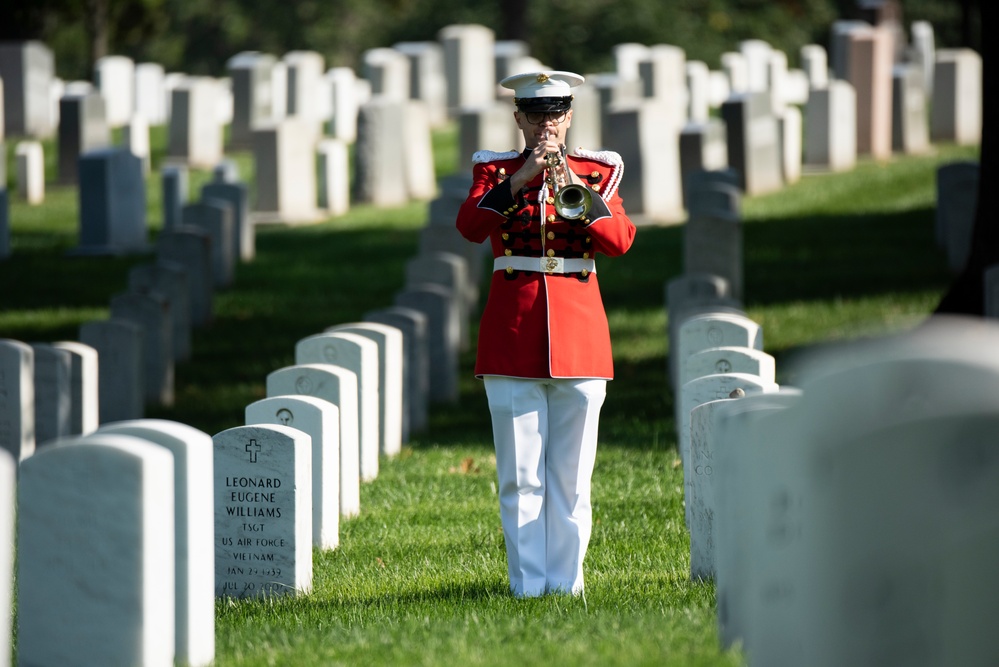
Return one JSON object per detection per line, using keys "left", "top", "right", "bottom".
{"left": 0, "top": 127, "right": 978, "bottom": 666}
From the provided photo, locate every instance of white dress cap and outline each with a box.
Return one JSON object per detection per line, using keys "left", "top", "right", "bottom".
{"left": 499, "top": 70, "right": 585, "bottom": 100}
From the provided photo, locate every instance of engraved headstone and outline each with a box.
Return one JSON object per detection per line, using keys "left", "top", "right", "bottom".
{"left": 752, "top": 323, "right": 999, "bottom": 666}
{"left": 689, "top": 396, "right": 738, "bottom": 580}
{"left": 682, "top": 346, "right": 775, "bottom": 390}
{"left": 17, "top": 434, "right": 175, "bottom": 667}
{"left": 296, "top": 333, "right": 379, "bottom": 482}
{"left": 364, "top": 306, "right": 429, "bottom": 438}
{"left": 680, "top": 372, "right": 779, "bottom": 526}
{"left": 674, "top": 311, "right": 762, "bottom": 409}
{"left": 0, "top": 339, "right": 34, "bottom": 460}
{"left": 326, "top": 322, "right": 404, "bottom": 457}
{"left": 97, "top": 419, "right": 215, "bottom": 667}
{"left": 51, "top": 341, "right": 99, "bottom": 437}
{"left": 213, "top": 424, "right": 312, "bottom": 598}
{"left": 266, "top": 364, "right": 360, "bottom": 518}
{"left": 713, "top": 390, "right": 802, "bottom": 650}
{"left": 664, "top": 273, "right": 741, "bottom": 388}
{"left": 79, "top": 319, "right": 144, "bottom": 423}
{"left": 246, "top": 395, "right": 340, "bottom": 549}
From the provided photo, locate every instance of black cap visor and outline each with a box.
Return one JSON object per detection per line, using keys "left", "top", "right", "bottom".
{"left": 514, "top": 95, "right": 573, "bottom": 113}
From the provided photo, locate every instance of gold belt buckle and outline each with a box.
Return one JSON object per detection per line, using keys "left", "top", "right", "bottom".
{"left": 542, "top": 257, "right": 563, "bottom": 274}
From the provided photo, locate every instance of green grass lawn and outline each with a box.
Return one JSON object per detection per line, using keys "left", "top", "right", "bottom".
{"left": 0, "top": 127, "right": 979, "bottom": 665}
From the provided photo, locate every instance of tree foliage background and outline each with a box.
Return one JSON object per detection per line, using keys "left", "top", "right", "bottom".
{"left": 0, "top": 0, "right": 979, "bottom": 82}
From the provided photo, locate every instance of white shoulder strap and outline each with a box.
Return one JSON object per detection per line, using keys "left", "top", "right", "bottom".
{"left": 472, "top": 149, "right": 521, "bottom": 164}
{"left": 570, "top": 148, "right": 624, "bottom": 200}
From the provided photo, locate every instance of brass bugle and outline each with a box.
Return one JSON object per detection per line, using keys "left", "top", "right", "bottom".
{"left": 544, "top": 143, "right": 592, "bottom": 220}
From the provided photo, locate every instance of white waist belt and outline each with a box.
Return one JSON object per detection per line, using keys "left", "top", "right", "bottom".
{"left": 493, "top": 256, "right": 597, "bottom": 275}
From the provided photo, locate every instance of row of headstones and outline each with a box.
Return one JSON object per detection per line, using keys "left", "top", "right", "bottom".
{"left": 686, "top": 317, "right": 999, "bottom": 667}
{"left": 0, "top": 238, "right": 481, "bottom": 666}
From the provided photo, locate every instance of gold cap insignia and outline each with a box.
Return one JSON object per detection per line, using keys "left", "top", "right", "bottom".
{"left": 536, "top": 73, "right": 550, "bottom": 84}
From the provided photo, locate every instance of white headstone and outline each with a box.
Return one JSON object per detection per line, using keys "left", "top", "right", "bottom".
{"left": 638, "top": 45, "right": 687, "bottom": 128}
{"left": 51, "top": 341, "right": 99, "bottom": 436}
{"left": 406, "top": 251, "right": 471, "bottom": 352}
{"left": 0, "top": 449, "right": 12, "bottom": 667}
{"left": 266, "top": 364, "right": 361, "bottom": 518}
{"left": 213, "top": 424, "right": 312, "bottom": 598}
{"left": 799, "top": 44, "right": 829, "bottom": 89}
{"left": 283, "top": 50, "right": 326, "bottom": 131}
{"left": 605, "top": 100, "right": 684, "bottom": 222}
{"left": 750, "top": 322, "right": 999, "bottom": 666}
{"left": 892, "top": 63, "right": 930, "bottom": 155}
{"left": 438, "top": 24, "right": 496, "bottom": 114}
{"left": 393, "top": 41, "right": 449, "bottom": 126}
{"left": 353, "top": 98, "right": 409, "bottom": 207}
{"left": 394, "top": 284, "right": 461, "bottom": 404}
{"left": 123, "top": 112, "right": 151, "bottom": 174}
{"left": 79, "top": 319, "right": 144, "bottom": 423}
{"left": 94, "top": 55, "right": 135, "bottom": 128}
{"left": 296, "top": 333, "right": 379, "bottom": 482}
{"left": 30, "top": 343, "right": 72, "bottom": 448}
{"left": 167, "top": 77, "right": 223, "bottom": 169}
{"left": 326, "top": 66, "right": 360, "bottom": 143}
{"left": 682, "top": 346, "right": 775, "bottom": 390}
{"left": 129, "top": 260, "right": 192, "bottom": 362}
{"left": 458, "top": 102, "right": 523, "bottom": 173}
{"left": 17, "top": 434, "right": 175, "bottom": 667}
{"left": 689, "top": 396, "right": 737, "bottom": 580}
{"left": 680, "top": 372, "right": 779, "bottom": 526}
{"left": 665, "top": 273, "right": 741, "bottom": 388}
{"left": 364, "top": 306, "right": 429, "bottom": 438}
{"left": 363, "top": 47, "right": 411, "bottom": 101}
{"left": 134, "top": 62, "right": 167, "bottom": 125}
{"left": 804, "top": 80, "right": 857, "bottom": 172}
{"left": 109, "top": 290, "right": 174, "bottom": 406}
{"left": 156, "top": 226, "right": 214, "bottom": 327}
{"left": 15, "top": 140, "right": 44, "bottom": 204}
{"left": 317, "top": 138, "right": 350, "bottom": 216}
{"left": 75, "top": 147, "right": 148, "bottom": 255}
{"left": 720, "top": 92, "right": 783, "bottom": 196}
{"left": 684, "top": 214, "right": 743, "bottom": 302}
{"left": 686, "top": 61, "right": 711, "bottom": 123}
{"left": 931, "top": 48, "right": 982, "bottom": 146}
{"left": 326, "top": 322, "right": 404, "bottom": 458}
{"left": 57, "top": 91, "right": 110, "bottom": 185}
{"left": 246, "top": 395, "right": 340, "bottom": 549}
{"left": 910, "top": 21, "right": 936, "bottom": 98}
{"left": 202, "top": 180, "right": 254, "bottom": 263}
{"left": 97, "top": 419, "right": 215, "bottom": 667}
{"left": 252, "top": 118, "right": 322, "bottom": 224}
{"left": 227, "top": 52, "right": 277, "bottom": 149}
{"left": 780, "top": 106, "right": 802, "bottom": 184}
{"left": 182, "top": 200, "right": 235, "bottom": 288}
{"left": 721, "top": 51, "right": 749, "bottom": 95}
{"left": 713, "top": 390, "right": 803, "bottom": 650}
{"left": 675, "top": 312, "right": 763, "bottom": 410}
{"left": 0, "top": 338, "right": 35, "bottom": 461}
{"left": 0, "top": 40, "right": 56, "bottom": 138}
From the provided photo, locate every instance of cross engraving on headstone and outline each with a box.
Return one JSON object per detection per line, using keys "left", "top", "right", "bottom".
{"left": 245, "top": 439, "right": 261, "bottom": 463}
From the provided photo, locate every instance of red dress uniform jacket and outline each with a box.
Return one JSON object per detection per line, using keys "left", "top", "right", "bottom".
{"left": 456, "top": 147, "right": 636, "bottom": 379}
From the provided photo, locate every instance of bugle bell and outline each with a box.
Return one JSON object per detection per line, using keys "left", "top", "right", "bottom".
{"left": 544, "top": 145, "right": 592, "bottom": 220}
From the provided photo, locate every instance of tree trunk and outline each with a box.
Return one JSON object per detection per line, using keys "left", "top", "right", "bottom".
{"left": 85, "top": 0, "right": 110, "bottom": 72}
{"left": 933, "top": 0, "right": 994, "bottom": 315}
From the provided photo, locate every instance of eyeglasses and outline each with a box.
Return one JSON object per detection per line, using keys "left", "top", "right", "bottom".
{"left": 521, "top": 111, "right": 568, "bottom": 125}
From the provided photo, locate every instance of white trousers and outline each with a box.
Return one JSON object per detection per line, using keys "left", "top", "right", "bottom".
{"left": 483, "top": 376, "right": 607, "bottom": 597}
